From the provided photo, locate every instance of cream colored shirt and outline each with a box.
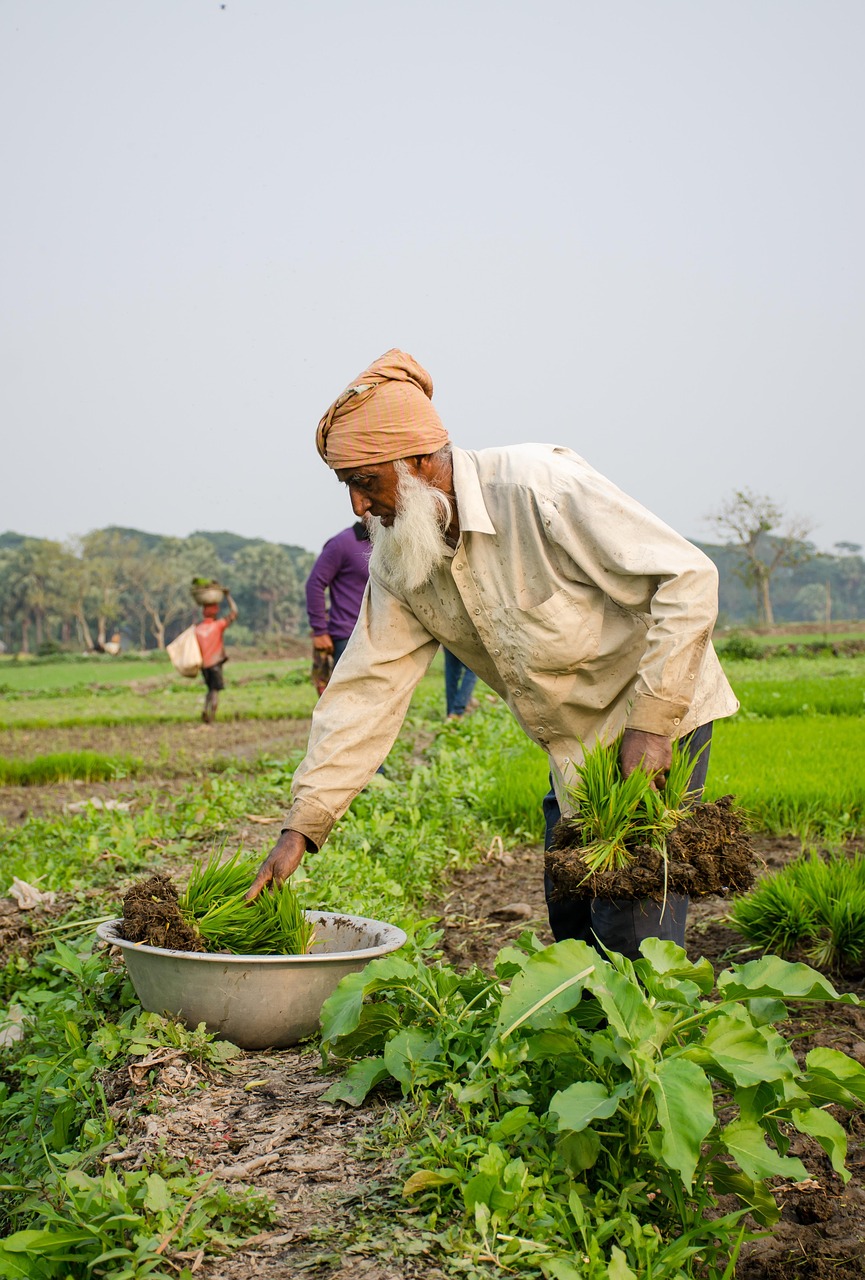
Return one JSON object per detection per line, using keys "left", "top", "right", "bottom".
{"left": 286, "top": 444, "right": 739, "bottom": 848}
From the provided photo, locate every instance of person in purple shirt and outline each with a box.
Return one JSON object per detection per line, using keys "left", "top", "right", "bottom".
{"left": 305, "top": 522, "right": 372, "bottom": 692}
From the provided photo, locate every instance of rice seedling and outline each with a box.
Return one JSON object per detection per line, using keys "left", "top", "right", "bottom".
{"left": 729, "top": 851, "right": 865, "bottom": 972}
{"left": 179, "top": 848, "right": 314, "bottom": 955}
{"left": 565, "top": 735, "right": 705, "bottom": 875}
{"left": 0, "top": 751, "right": 140, "bottom": 785}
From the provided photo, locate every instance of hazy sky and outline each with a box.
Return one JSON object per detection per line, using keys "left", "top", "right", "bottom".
{"left": 2, "top": 1, "right": 863, "bottom": 557}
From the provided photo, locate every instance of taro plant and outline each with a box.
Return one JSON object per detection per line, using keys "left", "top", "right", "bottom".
{"left": 319, "top": 936, "right": 865, "bottom": 1279}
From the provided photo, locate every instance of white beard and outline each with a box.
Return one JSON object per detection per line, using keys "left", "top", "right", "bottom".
{"left": 368, "top": 460, "right": 453, "bottom": 594}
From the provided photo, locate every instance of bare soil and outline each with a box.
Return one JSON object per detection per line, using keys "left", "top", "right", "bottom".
{"left": 118, "top": 875, "right": 200, "bottom": 951}
{"left": 0, "top": 718, "right": 311, "bottom": 768}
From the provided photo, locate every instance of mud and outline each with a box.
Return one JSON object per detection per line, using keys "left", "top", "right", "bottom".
{"left": 118, "top": 874, "right": 200, "bottom": 951}
{"left": 545, "top": 793, "right": 756, "bottom": 901}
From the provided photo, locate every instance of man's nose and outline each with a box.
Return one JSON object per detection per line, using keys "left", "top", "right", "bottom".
{"left": 349, "top": 487, "right": 370, "bottom": 518}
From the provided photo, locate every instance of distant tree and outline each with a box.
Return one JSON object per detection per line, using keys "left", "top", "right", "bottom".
{"left": 233, "top": 543, "right": 298, "bottom": 634}
{"left": 124, "top": 536, "right": 221, "bottom": 649}
{"left": 708, "top": 490, "right": 812, "bottom": 626}
{"left": 0, "top": 540, "right": 70, "bottom": 652}
{"left": 794, "top": 583, "right": 829, "bottom": 622}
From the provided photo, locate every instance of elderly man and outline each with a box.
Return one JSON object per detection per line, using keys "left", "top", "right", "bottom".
{"left": 247, "top": 350, "right": 738, "bottom": 956}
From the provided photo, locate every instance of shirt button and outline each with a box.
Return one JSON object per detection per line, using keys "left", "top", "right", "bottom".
{"left": 455, "top": 563, "right": 463, "bottom": 570}
{"left": 473, "top": 608, "right": 481, "bottom": 616}
{"left": 673, "top": 717, "right": 681, "bottom": 726}
{"left": 514, "top": 689, "right": 523, "bottom": 697}
{"left": 493, "top": 648, "right": 501, "bottom": 656}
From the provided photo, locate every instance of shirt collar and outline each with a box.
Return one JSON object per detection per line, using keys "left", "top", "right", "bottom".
{"left": 452, "top": 447, "right": 497, "bottom": 536}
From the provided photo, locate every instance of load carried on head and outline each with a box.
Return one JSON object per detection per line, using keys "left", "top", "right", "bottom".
{"left": 190, "top": 577, "right": 225, "bottom": 606}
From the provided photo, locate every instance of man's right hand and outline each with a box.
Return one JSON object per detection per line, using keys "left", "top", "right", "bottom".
{"left": 245, "top": 830, "right": 308, "bottom": 901}
{"left": 312, "top": 632, "right": 334, "bottom": 656}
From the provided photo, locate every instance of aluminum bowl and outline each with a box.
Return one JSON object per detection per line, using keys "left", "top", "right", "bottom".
{"left": 96, "top": 911, "right": 407, "bottom": 1050}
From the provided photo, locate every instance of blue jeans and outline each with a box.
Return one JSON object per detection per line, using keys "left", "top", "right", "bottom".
{"left": 444, "top": 649, "right": 478, "bottom": 716}
{"left": 543, "top": 723, "right": 714, "bottom": 959}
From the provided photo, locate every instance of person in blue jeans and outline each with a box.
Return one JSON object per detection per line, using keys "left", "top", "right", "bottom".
{"left": 444, "top": 648, "right": 478, "bottom": 718}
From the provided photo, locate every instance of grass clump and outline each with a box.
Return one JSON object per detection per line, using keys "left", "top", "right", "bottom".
{"left": 0, "top": 751, "right": 140, "bottom": 785}
{"left": 729, "top": 851, "right": 865, "bottom": 973}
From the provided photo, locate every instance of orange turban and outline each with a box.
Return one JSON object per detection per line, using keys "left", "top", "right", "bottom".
{"left": 316, "top": 349, "right": 450, "bottom": 470}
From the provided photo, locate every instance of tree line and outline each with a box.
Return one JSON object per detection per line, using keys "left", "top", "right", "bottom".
{"left": 0, "top": 527, "right": 313, "bottom": 654}
{"left": 0, "top": 493, "right": 863, "bottom": 655}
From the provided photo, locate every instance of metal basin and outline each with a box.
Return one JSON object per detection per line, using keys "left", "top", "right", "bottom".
{"left": 96, "top": 911, "right": 406, "bottom": 1050}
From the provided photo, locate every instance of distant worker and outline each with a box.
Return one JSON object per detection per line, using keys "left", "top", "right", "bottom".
{"left": 103, "top": 632, "right": 122, "bottom": 656}
{"left": 305, "top": 521, "right": 371, "bottom": 695}
{"left": 444, "top": 649, "right": 478, "bottom": 719}
{"left": 195, "top": 589, "right": 238, "bottom": 724}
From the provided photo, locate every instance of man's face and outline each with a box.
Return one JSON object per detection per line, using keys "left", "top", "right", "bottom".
{"left": 335, "top": 460, "right": 409, "bottom": 527}
{"left": 336, "top": 458, "right": 452, "bottom": 594}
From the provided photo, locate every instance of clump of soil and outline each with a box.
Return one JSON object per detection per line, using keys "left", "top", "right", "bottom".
{"left": 546, "top": 794, "right": 757, "bottom": 902}
{"left": 118, "top": 875, "right": 200, "bottom": 951}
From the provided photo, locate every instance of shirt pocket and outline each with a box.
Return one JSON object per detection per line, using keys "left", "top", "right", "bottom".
{"left": 501, "top": 586, "right": 602, "bottom": 673}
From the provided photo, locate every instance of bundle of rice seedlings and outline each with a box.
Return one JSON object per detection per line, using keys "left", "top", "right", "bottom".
{"left": 565, "top": 735, "right": 702, "bottom": 876}
{"left": 729, "top": 851, "right": 865, "bottom": 973}
{"left": 727, "top": 873, "right": 818, "bottom": 955}
{"left": 179, "top": 848, "right": 314, "bottom": 955}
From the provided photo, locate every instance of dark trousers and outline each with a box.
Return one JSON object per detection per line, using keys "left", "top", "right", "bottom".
{"left": 543, "top": 723, "right": 714, "bottom": 959}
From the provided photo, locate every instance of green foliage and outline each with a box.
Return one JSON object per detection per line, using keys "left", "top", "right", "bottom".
{"left": 320, "top": 939, "right": 863, "bottom": 1278}
{"left": 716, "top": 630, "right": 765, "bottom": 660}
{"left": 705, "top": 716, "right": 865, "bottom": 838}
{"left": 179, "top": 848, "right": 313, "bottom": 955}
{"left": 0, "top": 939, "right": 244, "bottom": 1231}
{"left": 0, "top": 752, "right": 140, "bottom": 786}
{"left": 0, "top": 1165, "right": 275, "bottom": 1280}
{"left": 729, "top": 852, "right": 865, "bottom": 972}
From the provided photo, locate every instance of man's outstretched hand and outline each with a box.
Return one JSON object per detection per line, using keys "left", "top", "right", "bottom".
{"left": 619, "top": 728, "right": 672, "bottom": 789}
{"left": 245, "top": 829, "right": 308, "bottom": 901}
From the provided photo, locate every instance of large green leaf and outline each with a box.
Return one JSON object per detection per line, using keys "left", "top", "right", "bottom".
{"left": 319, "top": 955, "right": 421, "bottom": 1046}
{"left": 608, "top": 1247, "right": 638, "bottom": 1280}
{"left": 321, "top": 1056, "right": 390, "bottom": 1106}
{"left": 792, "top": 1107, "right": 850, "bottom": 1182}
{"left": 689, "top": 1012, "right": 798, "bottom": 1085}
{"left": 637, "top": 938, "right": 715, "bottom": 994}
{"left": 721, "top": 1118, "right": 808, "bottom": 1182}
{"left": 548, "top": 1081, "right": 633, "bottom": 1133}
{"left": 648, "top": 1057, "right": 714, "bottom": 1190}
{"left": 717, "top": 956, "right": 860, "bottom": 1004}
{"left": 383, "top": 1028, "right": 441, "bottom": 1086}
{"left": 494, "top": 940, "right": 599, "bottom": 1041}
{"left": 802, "top": 1046, "right": 865, "bottom": 1108}
{"left": 583, "top": 964, "right": 657, "bottom": 1044}
{"left": 706, "top": 1160, "right": 780, "bottom": 1227}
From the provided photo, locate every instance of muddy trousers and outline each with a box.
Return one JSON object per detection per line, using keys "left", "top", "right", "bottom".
{"left": 542, "top": 723, "right": 714, "bottom": 960}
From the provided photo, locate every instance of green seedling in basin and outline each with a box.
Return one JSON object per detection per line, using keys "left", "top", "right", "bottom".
{"left": 179, "top": 848, "right": 314, "bottom": 955}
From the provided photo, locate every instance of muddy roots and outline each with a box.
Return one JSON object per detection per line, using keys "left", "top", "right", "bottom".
{"left": 118, "top": 875, "right": 200, "bottom": 951}
{"left": 545, "top": 794, "right": 757, "bottom": 903}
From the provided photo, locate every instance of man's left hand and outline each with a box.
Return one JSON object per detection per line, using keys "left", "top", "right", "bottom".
{"left": 620, "top": 728, "right": 672, "bottom": 789}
